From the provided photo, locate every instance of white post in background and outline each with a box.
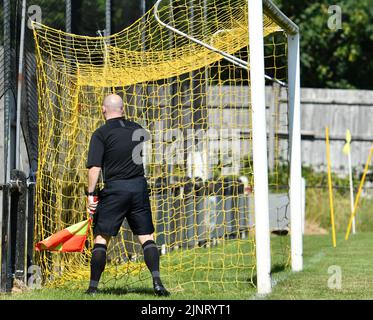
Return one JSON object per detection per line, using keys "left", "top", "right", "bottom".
{"left": 66, "top": 0, "right": 71, "bottom": 33}
{"left": 248, "top": 0, "right": 272, "bottom": 295}
{"left": 105, "top": 0, "right": 111, "bottom": 37}
{"left": 15, "top": 0, "right": 27, "bottom": 170}
{"left": 348, "top": 151, "right": 356, "bottom": 234}
{"left": 288, "top": 33, "right": 303, "bottom": 272}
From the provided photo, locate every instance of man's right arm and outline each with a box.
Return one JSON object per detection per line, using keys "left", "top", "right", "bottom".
{"left": 86, "top": 131, "right": 105, "bottom": 215}
{"left": 86, "top": 131, "right": 105, "bottom": 172}
{"left": 88, "top": 166, "right": 101, "bottom": 193}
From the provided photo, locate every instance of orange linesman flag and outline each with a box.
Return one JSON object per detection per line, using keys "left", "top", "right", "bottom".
{"left": 35, "top": 219, "right": 91, "bottom": 252}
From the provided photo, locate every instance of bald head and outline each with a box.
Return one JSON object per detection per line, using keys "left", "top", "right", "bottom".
{"left": 102, "top": 94, "right": 124, "bottom": 119}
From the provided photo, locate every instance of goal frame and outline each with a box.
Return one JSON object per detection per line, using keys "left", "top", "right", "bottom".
{"left": 154, "top": 0, "right": 302, "bottom": 295}
{"left": 256, "top": 0, "right": 303, "bottom": 294}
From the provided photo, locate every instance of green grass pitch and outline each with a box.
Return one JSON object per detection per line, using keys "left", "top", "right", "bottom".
{"left": 1, "top": 233, "right": 373, "bottom": 300}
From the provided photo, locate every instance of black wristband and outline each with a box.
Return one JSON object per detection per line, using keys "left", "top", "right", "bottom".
{"left": 86, "top": 191, "right": 98, "bottom": 196}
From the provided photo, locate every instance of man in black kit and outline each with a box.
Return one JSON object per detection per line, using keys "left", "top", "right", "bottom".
{"left": 85, "top": 94, "right": 170, "bottom": 296}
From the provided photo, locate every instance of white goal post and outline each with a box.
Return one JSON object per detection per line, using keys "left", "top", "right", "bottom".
{"left": 261, "top": 0, "right": 303, "bottom": 275}
{"left": 252, "top": 0, "right": 303, "bottom": 294}
{"left": 258, "top": 0, "right": 303, "bottom": 294}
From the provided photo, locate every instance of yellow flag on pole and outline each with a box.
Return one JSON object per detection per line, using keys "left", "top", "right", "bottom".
{"left": 343, "top": 129, "right": 351, "bottom": 155}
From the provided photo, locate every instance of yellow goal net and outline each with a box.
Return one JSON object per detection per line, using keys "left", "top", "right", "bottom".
{"left": 33, "top": 0, "right": 291, "bottom": 293}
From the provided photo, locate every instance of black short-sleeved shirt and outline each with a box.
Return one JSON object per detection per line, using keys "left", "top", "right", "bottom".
{"left": 86, "top": 117, "right": 150, "bottom": 182}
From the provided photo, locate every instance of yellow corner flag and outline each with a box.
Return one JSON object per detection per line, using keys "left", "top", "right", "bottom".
{"left": 343, "top": 129, "right": 351, "bottom": 155}
{"left": 326, "top": 127, "right": 337, "bottom": 247}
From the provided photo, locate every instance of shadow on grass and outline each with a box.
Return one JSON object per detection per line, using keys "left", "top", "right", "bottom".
{"left": 100, "top": 286, "right": 154, "bottom": 296}
{"left": 250, "top": 263, "right": 287, "bottom": 287}
{"left": 271, "top": 263, "right": 287, "bottom": 274}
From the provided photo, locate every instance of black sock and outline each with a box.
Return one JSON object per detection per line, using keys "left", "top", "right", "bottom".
{"left": 89, "top": 243, "right": 107, "bottom": 288}
{"left": 142, "top": 240, "right": 161, "bottom": 284}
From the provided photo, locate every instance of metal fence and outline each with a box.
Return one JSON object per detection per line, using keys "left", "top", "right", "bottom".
{"left": 0, "top": 0, "right": 37, "bottom": 293}
{"left": 0, "top": 170, "right": 34, "bottom": 292}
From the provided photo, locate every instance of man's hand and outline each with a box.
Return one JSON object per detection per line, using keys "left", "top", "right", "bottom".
{"left": 87, "top": 194, "right": 99, "bottom": 217}
{"left": 87, "top": 166, "right": 102, "bottom": 217}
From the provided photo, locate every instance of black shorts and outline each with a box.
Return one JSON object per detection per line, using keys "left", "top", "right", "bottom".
{"left": 93, "top": 176, "right": 155, "bottom": 237}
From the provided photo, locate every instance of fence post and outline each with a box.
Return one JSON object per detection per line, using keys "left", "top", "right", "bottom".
{"left": 0, "top": 184, "right": 11, "bottom": 292}
{"left": 11, "top": 170, "right": 28, "bottom": 285}
{"left": 26, "top": 171, "right": 36, "bottom": 281}
{"left": 268, "top": 83, "right": 280, "bottom": 173}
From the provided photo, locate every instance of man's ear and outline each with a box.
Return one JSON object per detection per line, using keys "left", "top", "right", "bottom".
{"left": 102, "top": 105, "right": 106, "bottom": 114}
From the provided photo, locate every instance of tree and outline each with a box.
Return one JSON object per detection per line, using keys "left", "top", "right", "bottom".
{"left": 71, "top": 0, "right": 106, "bottom": 36}
{"left": 274, "top": 0, "right": 373, "bottom": 89}
{"left": 24, "top": 0, "right": 373, "bottom": 90}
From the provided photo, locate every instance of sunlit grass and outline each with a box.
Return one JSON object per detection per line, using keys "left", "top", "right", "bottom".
{"left": 0, "top": 236, "right": 290, "bottom": 300}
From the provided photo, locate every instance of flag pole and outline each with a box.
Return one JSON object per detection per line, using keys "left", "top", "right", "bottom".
{"left": 345, "top": 146, "right": 373, "bottom": 240}
{"left": 347, "top": 149, "right": 356, "bottom": 234}
{"left": 326, "top": 127, "right": 336, "bottom": 248}
{"left": 343, "top": 129, "right": 356, "bottom": 235}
